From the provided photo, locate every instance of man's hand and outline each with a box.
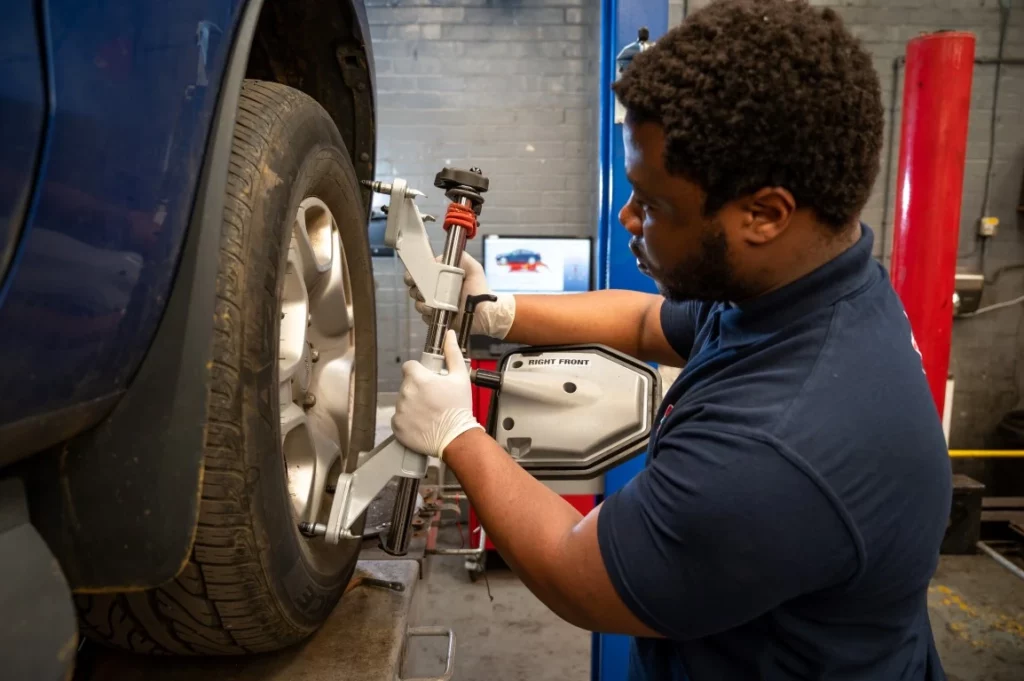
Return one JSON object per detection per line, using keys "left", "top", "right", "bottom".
{"left": 404, "top": 253, "right": 516, "bottom": 339}
{"left": 392, "top": 330, "right": 482, "bottom": 459}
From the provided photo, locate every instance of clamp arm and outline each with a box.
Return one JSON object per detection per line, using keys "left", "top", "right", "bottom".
{"left": 380, "top": 178, "right": 464, "bottom": 314}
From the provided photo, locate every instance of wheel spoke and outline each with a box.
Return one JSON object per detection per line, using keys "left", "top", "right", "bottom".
{"left": 312, "top": 345, "right": 355, "bottom": 447}
{"left": 294, "top": 198, "right": 333, "bottom": 288}
{"left": 306, "top": 424, "right": 342, "bottom": 524}
{"left": 309, "top": 227, "right": 352, "bottom": 337}
{"left": 280, "top": 403, "right": 316, "bottom": 521}
{"left": 280, "top": 246, "right": 309, "bottom": 384}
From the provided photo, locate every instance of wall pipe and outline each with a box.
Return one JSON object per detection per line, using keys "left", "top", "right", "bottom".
{"left": 976, "top": 541, "right": 1024, "bottom": 583}
{"left": 879, "top": 55, "right": 1024, "bottom": 262}
{"left": 879, "top": 56, "right": 904, "bottom": 260}
{"left": 889, "top": 32, "right": 976, "bottom": 417}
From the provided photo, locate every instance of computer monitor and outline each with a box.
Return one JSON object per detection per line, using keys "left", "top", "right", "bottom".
{"left": 482, "top": 236, "right": 592, "bottom": 295}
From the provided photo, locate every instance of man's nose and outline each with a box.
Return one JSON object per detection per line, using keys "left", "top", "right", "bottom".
{"left": 619, "top": 195, "right": 643, "bottom": 237}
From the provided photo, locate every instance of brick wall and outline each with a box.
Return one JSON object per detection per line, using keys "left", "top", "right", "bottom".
{"left": 366, "top": 0, "right": 600, "bottom": 392}
{"left": 368, "top": 0, "right": 1024, "bottom": 448}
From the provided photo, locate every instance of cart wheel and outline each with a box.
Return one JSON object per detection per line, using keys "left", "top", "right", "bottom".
{"left": 465, "top": 557, "right": 485, "bottom": 581}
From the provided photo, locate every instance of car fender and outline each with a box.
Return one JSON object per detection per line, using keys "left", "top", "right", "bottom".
{"left": 23, "top": 0, "right": 266, "bottom": 592}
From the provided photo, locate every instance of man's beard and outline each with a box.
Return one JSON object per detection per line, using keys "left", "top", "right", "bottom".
{"left": 638, "top": 220, "right": 750, "bottom": 303}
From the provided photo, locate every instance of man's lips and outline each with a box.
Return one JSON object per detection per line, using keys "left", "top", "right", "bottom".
{"left": 630, "top": 240, "right": 651, "bottom": 274}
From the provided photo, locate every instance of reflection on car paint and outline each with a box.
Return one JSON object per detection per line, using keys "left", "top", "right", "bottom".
{"left": 0, "top": 0, "right": 241, "bottom": 424}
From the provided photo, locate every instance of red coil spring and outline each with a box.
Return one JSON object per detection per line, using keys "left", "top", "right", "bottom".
{"left": 443, "top": 202, "right": 478, "bottom": 240}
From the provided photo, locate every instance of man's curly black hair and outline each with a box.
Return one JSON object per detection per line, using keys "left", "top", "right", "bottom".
{"left": 613, "top": 0, "right": 884, "bottom": 230}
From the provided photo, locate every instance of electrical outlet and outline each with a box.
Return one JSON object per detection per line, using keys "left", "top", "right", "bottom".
{"left": 978, "top": 216, "right": 999, "bottom": 238}
{"left": 954, "top": 272, "right": 985, "bottom": 316}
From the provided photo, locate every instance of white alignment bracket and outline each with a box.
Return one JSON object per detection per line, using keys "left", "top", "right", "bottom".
{"left": 384, "top": 178, "right": 464, "bottom": 313}
{"left": 317, "top": 177, "right": 462, "bottom": 544}
{"left": 324, "top": 435, "right": 428, "bottom": 544}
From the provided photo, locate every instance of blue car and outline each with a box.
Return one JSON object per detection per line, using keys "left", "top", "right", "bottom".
{"left": 496, "top": 248, "right": 542, "bottom": 266}
{"left": 0, "top": 0, "right": 379, "bottom": 673}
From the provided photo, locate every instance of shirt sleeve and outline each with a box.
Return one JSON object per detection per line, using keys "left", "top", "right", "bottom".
{"left": 597, "top": 426, "right": 859, "bottom": 641}
{"left": 659, "top": 300, "right": 701, "bottom": 360}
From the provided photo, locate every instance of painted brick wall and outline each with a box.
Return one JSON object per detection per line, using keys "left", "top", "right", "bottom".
{"left": 369, "top": 0, "right": 1024, "bottom": 449}
{"left": 366, "top": 0, "right": 600, "bottom": 392}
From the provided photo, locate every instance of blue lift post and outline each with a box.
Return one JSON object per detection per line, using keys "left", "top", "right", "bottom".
{"left": 593, "top": 0, "right": 667, "bottom": 678}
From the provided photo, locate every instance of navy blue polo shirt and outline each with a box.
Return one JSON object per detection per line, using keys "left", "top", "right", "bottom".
{"left": 598, "top": 226, "right": 951, "bottom": 680}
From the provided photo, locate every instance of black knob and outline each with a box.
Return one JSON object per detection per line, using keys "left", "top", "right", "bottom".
{"left": 638, "top": 27, "right": 650, "bottom": 41}
{"left": 465, "top": 293, "right": 498, "bottom": 314}
{"left": 434, "top": 167, "right": 489, "bottom": 193}
{"left": 471, "top": 369, "right": 503, "bottom": 391}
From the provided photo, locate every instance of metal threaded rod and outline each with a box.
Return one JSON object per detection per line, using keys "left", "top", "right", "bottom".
{"left": 425, "top": 197, "right": 473, "bottom": 355}
{"left": 361, "top": 179, "right": 425, "bottom": 199}
{"left": 382, "top": 477, "right": 420, "bottom": 555}
{"left": 383, "top": 198, "right": 475, "bottom": 556}
{"left": 361, "top": 179, "right": 391, "bottom": 194}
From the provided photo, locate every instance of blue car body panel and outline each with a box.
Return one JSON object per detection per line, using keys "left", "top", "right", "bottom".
{"left": 0, "top": 0, "right": 240, "bottom": 426}
{"left": 0, "top": 2, "right": 47, "bottom": 296}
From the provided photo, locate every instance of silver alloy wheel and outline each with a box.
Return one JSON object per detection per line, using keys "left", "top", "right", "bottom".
{"left": 279, "top": 197, "right": 356, "bottom": 550}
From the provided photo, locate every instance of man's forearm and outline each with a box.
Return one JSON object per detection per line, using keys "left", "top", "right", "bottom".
{"left": 506, "top": 290, "right": 680, "bottom": 365}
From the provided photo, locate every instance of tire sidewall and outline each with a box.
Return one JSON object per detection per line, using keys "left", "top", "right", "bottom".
{"left": 244, "top": 98, "right": 375, "bottom": 630}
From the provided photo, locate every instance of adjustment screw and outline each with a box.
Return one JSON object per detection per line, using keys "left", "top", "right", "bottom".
{"left": 304, "top": 394, "right": 317, "bottom": 409}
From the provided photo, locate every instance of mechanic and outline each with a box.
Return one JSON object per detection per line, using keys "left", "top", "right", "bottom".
{"left": 393, "top": 1, "right": 952, "bottom": 679}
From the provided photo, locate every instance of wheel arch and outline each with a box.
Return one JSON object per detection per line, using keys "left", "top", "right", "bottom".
{"left": 245, "top": 0, "right": 377, "bottom": 202}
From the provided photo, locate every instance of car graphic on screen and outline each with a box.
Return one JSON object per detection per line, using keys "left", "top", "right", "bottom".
{"left": 496, "top": 249, "right": 542, "bottom": 265}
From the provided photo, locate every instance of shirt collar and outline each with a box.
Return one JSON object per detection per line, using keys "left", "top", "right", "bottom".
{"left": 717, "top": 224, "right": 878, "bottom": 349}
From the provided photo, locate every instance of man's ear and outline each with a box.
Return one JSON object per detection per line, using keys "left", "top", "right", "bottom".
{"left": 738, "top": 187, "right": 796, "bottom": 245}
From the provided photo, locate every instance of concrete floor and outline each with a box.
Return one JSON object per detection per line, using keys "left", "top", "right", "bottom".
{"left": 928, "top": 555, "right": 1024, "bottom": 681}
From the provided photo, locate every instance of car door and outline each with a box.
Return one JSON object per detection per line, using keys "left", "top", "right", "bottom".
{"left": 0, "top": 2, "right": 47, "bottom": 286}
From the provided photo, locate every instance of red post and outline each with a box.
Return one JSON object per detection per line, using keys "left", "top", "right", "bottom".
{"left": 890, "top": 32, "right": 975, "bottom": 416}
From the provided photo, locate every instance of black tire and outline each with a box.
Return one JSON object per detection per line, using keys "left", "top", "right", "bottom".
{"left": 75, "top": 80, "right": 377, "bottom": 655}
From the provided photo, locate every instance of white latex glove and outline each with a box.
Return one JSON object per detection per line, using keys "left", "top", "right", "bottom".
{"left": 392, "top": 330, "right": 483, "bottom": 460}
{"left": 404, "top": 253, "right": 516, "bottom": 340}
